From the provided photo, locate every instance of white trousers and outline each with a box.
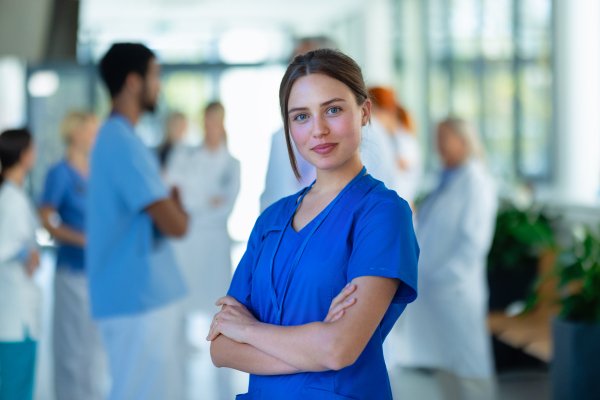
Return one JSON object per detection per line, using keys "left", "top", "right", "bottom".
{"left": 98, "top": 301, "right": 185, "bottom": 400}
{"left": 53, "top": 269, "right": 107, "bottom": 400}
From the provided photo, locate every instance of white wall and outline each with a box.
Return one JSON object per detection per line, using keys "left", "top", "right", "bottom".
{"left": 0, "top": 58, "right": 26, "bottom": 132}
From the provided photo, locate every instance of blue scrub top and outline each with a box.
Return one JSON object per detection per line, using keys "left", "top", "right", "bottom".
{"left": 41, "top": 160, "right": 86, "bottom": 272}
{"left": 228, "top": 172, "right": 419, "bottom": 400}
{"left": 87, "top": 114, "right": 187, "bottom": 319}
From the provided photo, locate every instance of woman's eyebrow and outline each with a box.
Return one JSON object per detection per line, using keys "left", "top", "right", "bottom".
{"left": 288, "top": 106, "right": 309, "bottom": 114}
{"left": 288, "top": 98, "right": 347, "bottom": 114}
{"left": 320, "top": 97, "right": 346, "bottom": 107}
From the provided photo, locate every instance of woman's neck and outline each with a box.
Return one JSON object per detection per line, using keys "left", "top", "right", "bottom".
{"left": 66, "top": 147, "right": 89, "bottom": 176}
{"left": 204, "top": 137, "right": 223, "bottom": 152}
{"left": 2, "top": 166, "right": 26, "bottom": 187}
{"left": 312, "top": 152, "right": 364, "bottom": 194}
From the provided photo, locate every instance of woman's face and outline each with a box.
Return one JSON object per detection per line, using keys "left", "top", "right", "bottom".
{"left": 437, "top": 124, "right": 468, "bottom": 168}
{"left": 71, "top": 117, "right": 99, "bottom": 153}
{"left": 204, "top": 111, "right": 224, "bottom": 145}
{"left": 20, "top": 142, "right": 36, "bottom": 173}
{"left": 287, "top": 73, "right": 370, "bottom": 171}
{"left": 169, "top": 117, "right": 187, "bottom": 144}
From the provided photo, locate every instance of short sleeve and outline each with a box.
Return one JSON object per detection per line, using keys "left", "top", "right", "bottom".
{"left": 347, "top": 196, "right": 419, "bottom": 304}
{"left": 227, "top": 220, "right": 262, "bottom": 312}
{"left": 113, "top": 133, "right": 168, "bottom": 212}
{"left": 40, "top": 165, "right": 67, "bottom": 209}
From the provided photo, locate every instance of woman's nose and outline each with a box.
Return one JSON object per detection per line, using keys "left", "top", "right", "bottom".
{"left": 313, "top": 116, "right": 329, "bottom": 138}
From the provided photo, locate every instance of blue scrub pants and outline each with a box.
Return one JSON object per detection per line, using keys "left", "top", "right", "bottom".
{"left": 0, "top": 337, "right": 37, "bottom": 400}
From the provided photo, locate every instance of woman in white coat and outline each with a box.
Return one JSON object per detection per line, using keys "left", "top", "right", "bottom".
{"left": 167, "top": 102, "right": 240, "bottom": 314}
{"left": 363, "top": 87, "right": 423, "bottom": 206}
{"left": 396, "top": 117, "right": 498, "bottom": 400}
{"left": 0, "top": 128, "right": 40, "bottom": 400}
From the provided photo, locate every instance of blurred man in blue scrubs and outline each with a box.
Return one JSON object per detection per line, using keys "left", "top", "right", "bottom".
{"left": 87, "top": 43, "right": 190, "bottom": 400}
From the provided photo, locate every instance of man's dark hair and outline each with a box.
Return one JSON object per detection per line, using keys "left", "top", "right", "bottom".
{"left": 99, "top": 43, "right": 155, "bottom": 98}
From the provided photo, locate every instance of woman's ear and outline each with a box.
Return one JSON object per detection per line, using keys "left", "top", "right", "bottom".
{"left": 361, "top": 99, "right": 372, "bottom": 126}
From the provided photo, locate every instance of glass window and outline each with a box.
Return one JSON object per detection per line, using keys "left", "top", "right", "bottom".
{"left": 27, "top": 66, "right": 94, "bottom": 197}
{"left": 395, "top": 0, "right": 553, "bottom": 182}
{"left": 518, "top": 63, "right": 552, "bottom": 178}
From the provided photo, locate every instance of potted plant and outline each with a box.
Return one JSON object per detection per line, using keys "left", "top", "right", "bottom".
{"left": 551, "top": 225, "right": 600, "bottom": 399}
{"left": 487, "top": 201, "right": 556, "bottom": 310}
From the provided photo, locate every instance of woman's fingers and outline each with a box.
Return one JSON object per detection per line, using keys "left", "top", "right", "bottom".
{"left": 328, "top": 310, "right": 345, "bottom": 323}
{"left": 215, "top": 295, "right": 241, "bottom": 307}
{"left": 325, "top": 283, "right": 356, "bottom": 315}
{"left": 331, "top": 284, "right": 356, "bottom": 308}
{"left": 207, "top": 317, "right": 223, "bottom": 341}
{"left": 324, "top": 297, "right": 357, "bottom": 323}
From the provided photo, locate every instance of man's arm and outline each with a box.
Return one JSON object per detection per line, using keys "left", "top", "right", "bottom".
{"left": 145, "top": 187, "right": 189, "bottom": 237}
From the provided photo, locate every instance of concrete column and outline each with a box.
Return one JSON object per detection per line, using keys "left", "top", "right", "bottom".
{"left": 553, "top": 0, "right": 600, "bottom": 205}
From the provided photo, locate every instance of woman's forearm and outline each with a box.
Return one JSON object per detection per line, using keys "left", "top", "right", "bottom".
{"left": 210, "top": 335, "right": 303, "bottom": 375}
{"left": 40, "top": 208, "right": 85, "bottom": 247}
{"left": 244, "top": 321, "right": 348, "bottom": 372}
{"left": 47, "top": 225, "right": 85, "bottom": 247}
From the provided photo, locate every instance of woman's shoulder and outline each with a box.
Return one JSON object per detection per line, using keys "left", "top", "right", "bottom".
{"left": 0, "top": 183, "right": 27, "bottom": 211}
{"left": 351, "top": 174, "right": 412, "bottom": 215}
{"left": 458, "top": 159, "right": 494, "bottom": 190}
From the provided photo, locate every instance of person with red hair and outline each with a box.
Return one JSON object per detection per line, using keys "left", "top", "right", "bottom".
{"left": 367, "top": 87, "right": 423, "bottom": 206}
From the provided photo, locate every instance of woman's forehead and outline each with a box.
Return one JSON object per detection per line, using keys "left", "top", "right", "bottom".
{"left": 288, "top": 74, "right": 354, "bottom": 108}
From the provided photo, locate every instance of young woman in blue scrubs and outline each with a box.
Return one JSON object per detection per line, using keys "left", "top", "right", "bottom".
{"left": 39, "top": 112, "right": 106, "bottom": 400}
{"left": 207, "top": 49, "right": 419, "bottom": 400}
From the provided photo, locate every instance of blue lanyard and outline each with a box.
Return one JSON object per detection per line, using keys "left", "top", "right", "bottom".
{"left": 268, "top": 166, "right": 367, "bottom": 325}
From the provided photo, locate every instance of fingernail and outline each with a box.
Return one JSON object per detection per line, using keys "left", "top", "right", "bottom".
{"left": 346, "top": 298, "right": 354, "bottom": 303}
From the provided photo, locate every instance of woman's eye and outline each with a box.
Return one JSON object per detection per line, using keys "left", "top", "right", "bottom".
{"left": 294, "top": 114, "right": 308, "bottom": 121}
{"left": 327, "top": 107, "right": 341, "bottom": 115}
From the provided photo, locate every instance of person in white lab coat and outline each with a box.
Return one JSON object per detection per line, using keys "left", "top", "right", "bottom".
{"left": 39, "top": 112, "right": 107, "bottom": 400}
{"left": 260, "top": 36, "right": 337, "bottom": 212}
{"left": 395, "top": 117, "right": 498, "bottom": 400}
{"left": 167, "top": 102, "right": 240, "bottom": 314}
{"left": 166, "top": 102, "right": 240, "bottom": 400}
{"left": 0, "top": 128, "right": 40, "bottom": 400}
{"left": 158, "top": 112, "right": 187, "bottom": 170}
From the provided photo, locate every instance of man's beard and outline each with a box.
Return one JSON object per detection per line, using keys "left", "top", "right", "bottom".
{"left": 140, "top": 84, "right": 157, "bottom": 113}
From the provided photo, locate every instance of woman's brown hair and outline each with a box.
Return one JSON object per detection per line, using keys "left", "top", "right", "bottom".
{"left": 279, "top": 49, "right": 368, "bottom": 180}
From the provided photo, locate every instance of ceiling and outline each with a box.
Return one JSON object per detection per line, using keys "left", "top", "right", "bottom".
{"left": 79, "top": 0, "right": 365, "bottom": 62}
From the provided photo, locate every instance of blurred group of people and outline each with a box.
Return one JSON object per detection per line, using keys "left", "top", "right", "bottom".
{"left": 0, "top": 37, "right": 498, "bottom": 400}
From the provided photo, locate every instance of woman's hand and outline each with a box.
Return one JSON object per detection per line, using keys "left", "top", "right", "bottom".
{"left": 207, "top": 296, "right": 260, "bottom": 343}
{"left": 324, "top": 283, "right": 357, "bottom": 323}
{"left": 25, "top": 250, "right": 40, "bottom": 277}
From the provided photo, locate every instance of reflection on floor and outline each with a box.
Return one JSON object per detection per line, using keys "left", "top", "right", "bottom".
{"left": 32, "top": 249, "right": 549, "bottom": 400}
{"left": 389, "top": 367, "right": 549, "bottom": 400}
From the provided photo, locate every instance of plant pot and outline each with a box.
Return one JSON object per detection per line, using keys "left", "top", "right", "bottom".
{"left": 551, "top": 318, "right": 600, "bottom": 400}
{"left": 487, "top": 257, "right": 538, "bottom": 311}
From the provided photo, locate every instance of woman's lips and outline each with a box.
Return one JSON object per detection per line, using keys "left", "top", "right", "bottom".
{"left": 311, "top": 143, "right": 337, "bottom": 155}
